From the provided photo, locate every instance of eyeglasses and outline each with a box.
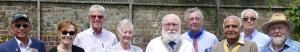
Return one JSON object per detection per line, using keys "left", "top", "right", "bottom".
{"left": 163, "top": 23, "right": 179, "bottom": 28}
{"left": 61, "top": 31, "right": 76, "bottom": 36}
{"left": 89, "top": 15, "right": 104, "bottom": 19}
{"left": 15, "top": 24, "right": 29, "bottom": 29}
{"left": 242, "top": 17, "right": 256, "bottom": 22}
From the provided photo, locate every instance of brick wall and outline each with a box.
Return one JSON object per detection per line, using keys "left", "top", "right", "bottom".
{"left": 0, "top": 1, "right": 283, "bottom": 51}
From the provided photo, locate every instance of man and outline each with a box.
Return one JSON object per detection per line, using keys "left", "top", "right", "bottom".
{"left": 73, "top": 5, "right": 118, "bottom": 52}
{"left": 145, "top": 14, "right": 194, "bottom": 52}
{"left": 212, "top": 15, "right": 257, "bottom": 52}
{"left": 262, "top": 13, "right": 300, "bottom": 52}
{"left": 0, "top": 13, "right": 46, "bottom": 52}
{"left": 240, "top": 9, "right": 271, "bottom": 52}
{"left": 181, "top": 7, "right": 218, "bottom": 52}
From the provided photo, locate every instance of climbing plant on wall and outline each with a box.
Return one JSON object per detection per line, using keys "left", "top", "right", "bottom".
{"left": 284, "top": 0, "right": 300, "bottom": 41}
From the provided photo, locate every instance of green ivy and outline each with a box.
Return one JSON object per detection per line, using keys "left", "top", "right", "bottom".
{"left": 284, "top": 0, "right": 300, "bottom": 41}
{"left": 0, "top": 34, "right": 12, "bottom": 43}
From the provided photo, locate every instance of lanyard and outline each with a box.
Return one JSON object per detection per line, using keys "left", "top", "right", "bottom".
{"left": 223, "top": 42, "right": 241, "bottom": 52}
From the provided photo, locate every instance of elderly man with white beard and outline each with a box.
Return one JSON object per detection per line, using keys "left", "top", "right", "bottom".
{"left": 262, "top": 13, "right": 300, "bottom": 52}
{"left": 145, "top": 14, "right": 194, "bottom": 52}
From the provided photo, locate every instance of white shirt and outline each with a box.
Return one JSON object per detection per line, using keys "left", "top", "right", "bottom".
{"left": 73, "top": 28, "right": 118, "bottom": 52}
{"left": 181, "top": 31, "right": 219, "bottom": 52}
{"left": 145, "top": 36, "right": 194, "bottom": 52}
{"left": 15, "top": 37, "right": 32, "bottom": 52}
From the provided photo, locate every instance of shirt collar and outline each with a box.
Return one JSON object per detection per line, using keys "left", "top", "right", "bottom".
{"left": 117, "top": 42, "right": 132, "bottom": 50}
{"left": 188, "top": 27, "right": 204, "bottom": 39}
{"left": 242, "top": 29, "right": 258, "bottom": 40}
{"left": 268, "top": 38, "right": 292, "bottom": 52}
{"left": 90, "top": 28, "right": 103, "bottom": 35}
{"left": 14, "top": 37, "right": 32, "bottom": 48}
{"left": 225, "top": 36, "right": 245, "bottom": 47}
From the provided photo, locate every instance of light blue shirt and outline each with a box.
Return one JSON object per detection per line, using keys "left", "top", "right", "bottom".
{"left": 241, "top": 30, "right": 271, "bottom": 52}
{"left": 73, "top": 28, "right": 118, "bottom": 52}
{"left": 181, "top": 31, "right": 218, "bottom": 52}
{"left": 264, "top": 38, "right": 300, "bottom": 52}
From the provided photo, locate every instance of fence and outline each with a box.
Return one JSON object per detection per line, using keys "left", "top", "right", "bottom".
{"left": 0, "top": 0, "right": 295, "bottom": 51}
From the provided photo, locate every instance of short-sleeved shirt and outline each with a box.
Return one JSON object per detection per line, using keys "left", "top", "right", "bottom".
{"left": 73, "top": 28, "right": 118, "bottom": 52}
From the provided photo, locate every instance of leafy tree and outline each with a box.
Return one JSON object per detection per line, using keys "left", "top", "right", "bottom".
{"left": 284, "top": 0, "right": 300, "bottom": 41}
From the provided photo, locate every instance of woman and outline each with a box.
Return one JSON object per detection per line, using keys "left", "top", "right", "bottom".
{"left": 106, "top": 19, "right": 143, "bottom": 52}
{"left": 49, "top": 20, "right": 84, "bottom": 52}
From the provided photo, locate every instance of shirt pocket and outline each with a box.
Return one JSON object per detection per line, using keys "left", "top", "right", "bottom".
{"left": 205, "top": 48, "right": 211, "bottom": 52}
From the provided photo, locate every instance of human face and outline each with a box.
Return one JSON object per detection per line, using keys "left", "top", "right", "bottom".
{"left": 242, "top": 11, "right": 257, "bottom": 31}
{"left": 118, "top": 26, "right": 133, "bottom": 45}
{"left": 11, "top": 19, "right": 31, "bottom": 39}
{"left": 162, "top": 16, "right": 181, "bottom": 42}
{"left": 187, "top": 11, "right": 202, "bottom": 32}
{"left": 268, "top": 23, "right": 289, "bottom": 45}
{"left": 224, "top": 18, "right": 241, "bottom": 40}
{"left": 59, "top": 25, "right": 76, "bottom": 45}
{"left": 89, "top": 10, "right": 104, "bottom": 30}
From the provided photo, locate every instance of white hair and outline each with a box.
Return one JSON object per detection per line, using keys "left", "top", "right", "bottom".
{"left": 161, "top": 14, "right": 182, "bottom": 43}
{"left": 162, "top": 14, "right": 181, "bottom": 25}
{"left": 241, "top": 9, "right": 259, "bottom": 19}
{"left": 223, "top": 15, "right": 242, "bottom": 29}
{"left": 89, "top": 5, "right": 106, "bottom": 16}
{"left": 117, "top": 19, "right": 134, "bottom": 33}
{"left": 184, "top": 7, "right": 204, "bottom": 25}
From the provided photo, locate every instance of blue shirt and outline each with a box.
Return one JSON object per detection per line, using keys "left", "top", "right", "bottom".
{"left": 241, "top": 30, "right": 271, "bottom": 52}
{"left": 264, "top": 38, "right": 300, "bottom": 52}
{"left": 181, "top": 31, "right": 218, "bottom": 52}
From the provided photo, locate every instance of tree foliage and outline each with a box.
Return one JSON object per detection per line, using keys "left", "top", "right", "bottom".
{"left": 284, "top": 0, "right": 300, "bottom": 41}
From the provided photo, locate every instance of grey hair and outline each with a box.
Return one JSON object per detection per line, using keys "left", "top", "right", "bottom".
{"left": 88, "top": 5, "right": 106, "bottom": 16}
{"left": 117, "top": 19, "right": 134, "bottom": 33}
{"left": 184, "top": 7, "right": 204, "bottom": 25}
{"left": 88, "top": 5, "right": 106, "bottom": 28}
{"left": 162, "top": 14, "right": 181, "bottom": 25}
{"left": 223, "top": 15, "right": 242, "bottom": 29}
{"left": 241, "top": 9, "right": 259, "bottom": 19}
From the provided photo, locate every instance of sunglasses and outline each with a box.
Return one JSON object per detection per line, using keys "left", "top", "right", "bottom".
{"left": 15, "top": 24, "right": 29, "bottom": 29}
{"left": 89, "top": 15, "right": 104, "bottom": 19}
{"left": 61, "top": 31, "right": 76, "bottom": 36}
{"left": 242, "top": 17, "right": 256, "bottom": 22}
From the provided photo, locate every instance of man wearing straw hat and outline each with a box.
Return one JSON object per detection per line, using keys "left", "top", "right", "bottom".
{"left": 262, "top": 13, "right": 300, "bottom": 52}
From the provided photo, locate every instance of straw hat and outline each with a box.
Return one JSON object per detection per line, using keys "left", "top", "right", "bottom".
{"left": 261, "top": 13, "right": 294, "bottom": 34}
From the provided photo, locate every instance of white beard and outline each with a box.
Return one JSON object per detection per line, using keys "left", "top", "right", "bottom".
{"left": 161, "top": 30, "right": 181, "bottom": 43}
{"left": 271, "top": 35, "right": 287, "bottom": 45}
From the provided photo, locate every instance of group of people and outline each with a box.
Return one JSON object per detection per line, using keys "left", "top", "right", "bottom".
{"left": 0, "top": 4, "right": 299, "bottom": 52}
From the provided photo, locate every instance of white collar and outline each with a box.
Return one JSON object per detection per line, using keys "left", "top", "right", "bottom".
{"left": 225, "top": 36, "right": 245, "bottom": 47}
{"left": 117, "top": 42, "right": 132, "bottom": 50}
{"left": 14, "top": 37, "right": 32, "bottom": 48}
{"left": 90, "top": 28, "right": 104, "bottom": 35}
